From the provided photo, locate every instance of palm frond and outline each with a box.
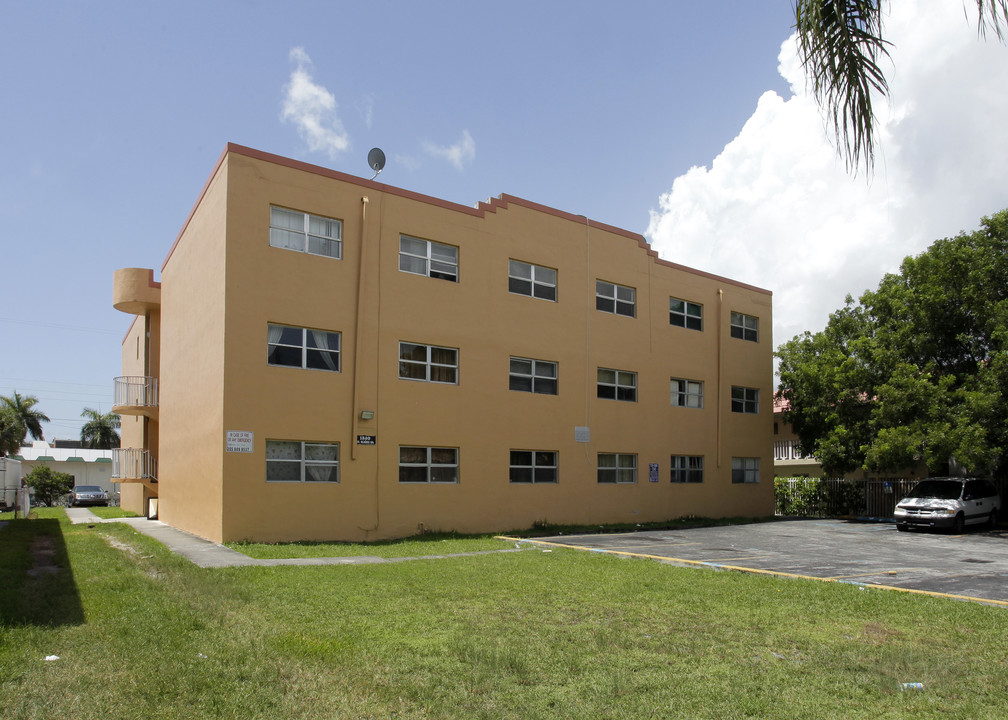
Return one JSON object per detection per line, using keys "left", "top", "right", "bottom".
{"left": 976, "top": 0, "right": 1008, "bottom": 40}
{"left": 795, "top": 0, "right": 892, "bottom": 173}
{"left": 1, "top": 390, "right": 50, "bottom": 441}
{"left": 796, "top": 1, "right": 1008, "bottom": 174}
{"left": 80, "top": 408, "right": 121, "bottom": 449}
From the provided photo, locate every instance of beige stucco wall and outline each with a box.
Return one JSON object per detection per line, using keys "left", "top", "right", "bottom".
{"left": 123, "top": 145, "right": 774, "bottom": 543}
{"left": 218, "top": 150, "right": 771, "bottom": 541}
{"left": 156, "top": 158, "right": 229, "bottom": 541}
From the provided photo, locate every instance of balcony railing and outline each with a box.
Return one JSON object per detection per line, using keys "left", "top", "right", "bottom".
{"left": 113, "top": 376, "right": 158, "bottom": 416}
{"left": 774, "top": 440, "right": 816, "bottom": 462}
{"left": 112, "top": 448, "right": 157, "bottom": 482}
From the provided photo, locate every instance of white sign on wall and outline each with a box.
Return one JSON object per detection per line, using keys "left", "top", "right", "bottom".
{"left": 226, "top": 430, "right": 254, "bottom": 453}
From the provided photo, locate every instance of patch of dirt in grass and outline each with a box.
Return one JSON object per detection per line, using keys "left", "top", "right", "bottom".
{"left": 28, "top": 536, "right": 60, "bottom": 577}
{"left": 864, "top": 622, "right": 902, "bottom": 644}
{"left": 104, "top": 535, "right": 140, "bottom": 557}
{"left": 102, "top": 534, "right": 162, "bottom": 578}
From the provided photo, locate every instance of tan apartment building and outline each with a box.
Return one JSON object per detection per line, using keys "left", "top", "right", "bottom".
{"left": 112, "top": 143, "right": 773, "bottom": 543}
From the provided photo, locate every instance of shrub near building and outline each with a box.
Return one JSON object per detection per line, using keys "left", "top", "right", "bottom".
{"left": 24, "top": 465, "right": 74, "bottom": 507}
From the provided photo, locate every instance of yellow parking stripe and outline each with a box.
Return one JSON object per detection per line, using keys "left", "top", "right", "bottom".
{"left": 825, "top": 569, "right": 920, "bottom": 580}
{"left": 497, "top": 536, "right": 1008, "bottom": 609}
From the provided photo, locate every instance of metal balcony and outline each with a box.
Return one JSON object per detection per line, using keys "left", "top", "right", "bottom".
{"left": 113, "top": 376, "right": 159, "bottom": 419}
{"left": 112, "top": 448, "right": 158, "bottom": 483}
{"left": 774, "top": 440, "right": 816, "bottom": 463}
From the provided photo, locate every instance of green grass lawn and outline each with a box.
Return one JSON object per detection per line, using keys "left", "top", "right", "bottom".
{"left": 227, "top": 517, "right": 771, "bottom": 560}
{"left": 229, "top": 532, "right": 511, "bottom": 559}
{"left": 2, "top": 508, "right": 1007, "bottom": 719}
{"left": 87, "top": 506, "right": 139, "bottom": 520}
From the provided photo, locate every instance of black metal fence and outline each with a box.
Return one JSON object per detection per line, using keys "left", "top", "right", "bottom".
{"left": 774, "top": 476, "right": 1008, "bottom": 519}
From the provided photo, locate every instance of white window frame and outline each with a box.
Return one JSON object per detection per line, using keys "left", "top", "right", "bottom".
{"left": 398, "top": 446, "right": 459, "bottom": 483}
{"left": 399, "top": 342, "right": 458, "bottom": 384}
{"left": 509, "top": 357, "right": 558, "bottom": 395}
{"left": 671, "top": 378, "right": 703, "bottom": 408}
{"left": 732, "top": 457, "right": 760, "bottom": 484}
{"left": 731, "top": 386, "right": 760, "bottom": 414}
{"left": 730, "top": 311, "right": 759, "bottom": 342}
{"left": 269, "top": 206, "right": 342, "bottom": 259}
{"left": 597, "top": 368, "right": 637, "bottom": 402}
{"left": 399, "top": 235, "right": 458, "bottom": 282}
{"left": 509, "top": 450, "right": 558, "bottom": 484}
{"left": 596, "top": 280, "right": 635, "bottom": 317}
{"left": 508, "top": 259, "right": 557, "bottom": 301}
{"left": 671, "top": 455, "right": 703, "bottom": 483}
{"left": 266, "top": 440, "right": 339, "bottom": 483}
{"left": 267, "top": 324, "right": 341, "bottom": 372}
{"left": 597, "top": 453, "right": 637, "bottom": 484}
{"left": 670, "top": 298, "right": 703, "bottom": 330}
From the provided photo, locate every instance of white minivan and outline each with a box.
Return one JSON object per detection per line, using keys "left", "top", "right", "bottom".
{"left": 894, "top": 477, "right": 1000, "bottom": 533}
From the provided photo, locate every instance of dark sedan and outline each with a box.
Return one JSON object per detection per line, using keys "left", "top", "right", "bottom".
{"left": 71, "top": 485, "right": 109, "bottom": 507}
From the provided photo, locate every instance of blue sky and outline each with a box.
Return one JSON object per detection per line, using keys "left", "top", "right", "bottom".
{"left": 2, "top": 0, "right": 1006, "bottom": 441}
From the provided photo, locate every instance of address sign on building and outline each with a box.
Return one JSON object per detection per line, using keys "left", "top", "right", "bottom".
{"left": 225, "top": 430, "right": 254, "bottom": 453}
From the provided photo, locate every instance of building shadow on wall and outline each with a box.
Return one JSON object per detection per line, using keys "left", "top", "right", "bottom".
{"left": 0, "top": 518, "right": 85, "bottom": 627}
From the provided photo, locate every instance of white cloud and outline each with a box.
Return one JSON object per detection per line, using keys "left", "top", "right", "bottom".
{"left": 424, "top": 130, "right": 476, "bottom": 171}
{"left": 646, "top": 0, "right": 1008, "bottom": 349}
{"left": 281, "top": 47, "right": 350, "bottom": 158}
{"left": 356, "top": 93, "right": 376, "bottom": 129}
{"left": 393, "top": 153, "right": 422, "bottom": 172}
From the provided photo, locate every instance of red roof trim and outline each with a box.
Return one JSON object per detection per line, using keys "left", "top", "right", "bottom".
{"left": 161, "top": 145, "right": 231, "bottom": 272}
{"left": 162, "top": 143, "right": 771, "bottom": 296}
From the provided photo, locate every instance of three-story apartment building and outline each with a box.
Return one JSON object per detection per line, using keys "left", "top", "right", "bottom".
{"left": 112, "top": 143, "right": 773, "bottom": 543}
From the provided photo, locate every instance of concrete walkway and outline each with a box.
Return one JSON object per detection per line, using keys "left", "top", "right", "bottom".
{"left": 64, "top": 508, "right": 521, "bottom": 568}
{"left": 66, "top": 508, "right": 260, "bottom": 567}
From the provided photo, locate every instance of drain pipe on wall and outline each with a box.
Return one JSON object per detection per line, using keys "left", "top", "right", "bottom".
{"left": 583, "top": 216, "right": 592, "bottom": 461}
{"left": 351, "top": 196, "right": 369, "bottom": 462}
{"left": 717, "top": 288, "right": 723, "bottom": 468}
{"left": 354, "top": 194, "right": 382, "bottom": 534}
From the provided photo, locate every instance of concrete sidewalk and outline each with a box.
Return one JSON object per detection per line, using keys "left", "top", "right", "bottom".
{"left": 64, "top": 508, "right": 520, "bottom": 568}
{"left": 66, "top": 507, "right": 259, "bottom": 568}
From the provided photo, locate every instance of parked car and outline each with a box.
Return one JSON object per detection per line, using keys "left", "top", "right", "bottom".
{"left": 71, "top": 485, "right": 110, "bottom": 507}
{"left": 893, "top": 477, "right": 1000, "bottom": 533}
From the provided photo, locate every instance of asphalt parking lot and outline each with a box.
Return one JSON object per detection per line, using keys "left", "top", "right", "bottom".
{"left": 530, "top": 519, "right": 1008, "bottom": 607}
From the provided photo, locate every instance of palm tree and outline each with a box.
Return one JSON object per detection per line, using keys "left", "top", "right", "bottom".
{"left": 0, "top": 391, "right": 50, "bottom": 447}
{"left": 794, "top": 0, "right": 1008, "bottom": 173}
{"left": 80, "top": 408, "right": 121, "bottom": 449}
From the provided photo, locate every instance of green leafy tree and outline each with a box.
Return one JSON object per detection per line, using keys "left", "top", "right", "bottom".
{"left": 80, "top": 408, "right": 121, "bottom": 449}
{"left": 794, "top": 0, "right": 1008, "bottom": 173}
{"left": 0, "top": 408, "right": 22, "bottom": 457}
{"left": 23, "top": 465, "right": 74, "bottom": 507}
{"left": 0, "top": 391, "right": 49, "bottom": 447}
{"left": 777, "top": 208, "right": 1008, "bottom": 477}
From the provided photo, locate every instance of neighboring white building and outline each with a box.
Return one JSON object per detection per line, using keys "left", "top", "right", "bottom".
{"left": 13, "top": 440, "right": 118, "bottom": 497}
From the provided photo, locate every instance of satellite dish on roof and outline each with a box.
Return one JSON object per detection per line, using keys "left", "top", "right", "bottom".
{"left": 367, "top": 147, "right": 386, "bottom": 179}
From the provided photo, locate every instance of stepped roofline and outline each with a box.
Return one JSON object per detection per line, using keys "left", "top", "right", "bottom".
{"left": 162, "top": 142, "right": 770, "bottom": 296}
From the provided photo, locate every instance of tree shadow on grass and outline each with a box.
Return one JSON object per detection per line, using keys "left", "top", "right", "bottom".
{"left": 0, "top": 518, "right": 84, "bottom": 626}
